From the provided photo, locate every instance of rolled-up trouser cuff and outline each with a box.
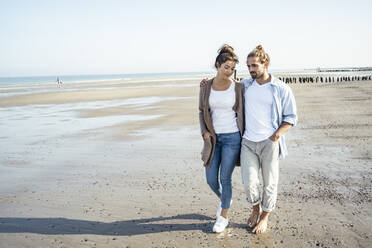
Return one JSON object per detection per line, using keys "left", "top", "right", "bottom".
{"left": 261, "top": 205, "right": 275, "bottom": 213}
{"left": 246, "top": 197, "right": 261, "bottom": 207}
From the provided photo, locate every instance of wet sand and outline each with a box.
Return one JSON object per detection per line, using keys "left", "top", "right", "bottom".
{"left": 0, "top": 77, "right": 371, "bottom": 247}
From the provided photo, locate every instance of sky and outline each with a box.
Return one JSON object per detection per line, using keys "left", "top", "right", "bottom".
{"left": 0, "top": 0, "right": 371, "bottom": 77}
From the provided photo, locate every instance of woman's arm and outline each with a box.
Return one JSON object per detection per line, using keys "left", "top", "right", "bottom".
{"left": 199, "top": 86, "right": 210, "bottom": 139}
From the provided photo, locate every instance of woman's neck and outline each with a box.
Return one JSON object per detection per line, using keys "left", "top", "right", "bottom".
{"left": 214, "top": 74, "right": 232, "bottom": 85}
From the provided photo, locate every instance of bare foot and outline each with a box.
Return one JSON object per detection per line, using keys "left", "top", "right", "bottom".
{"left": 252, "top": 218, "right": 268, "bottom": 234}
{"left": 247, "top": 204, "right": 260, "bottom": 228}
{"left": 252, "top": 211, "right": 270, "bottom": 234}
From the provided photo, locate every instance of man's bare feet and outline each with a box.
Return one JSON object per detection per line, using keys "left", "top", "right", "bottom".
{"left": 252, "top": 211, "right": 270, "bottom": 234}
{"left": 247, "top": 204, "right": 260, "bottom": 228}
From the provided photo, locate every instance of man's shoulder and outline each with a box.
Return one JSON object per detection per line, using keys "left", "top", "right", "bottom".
{"left": 240, "top": 77, "right": 254, "bottom": 87}
{"left": 241, "top": 77, "right": 253, "bottom": 83}
{"left": 271, "top": 76, "right": 291, "bottom": 91}
{"left": 271, "top": 76, "right": 285, "bottom": 86}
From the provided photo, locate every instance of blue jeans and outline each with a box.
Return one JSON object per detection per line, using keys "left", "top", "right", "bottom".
{"left": 205, "top": 131, "right": 241, "bottom": 209}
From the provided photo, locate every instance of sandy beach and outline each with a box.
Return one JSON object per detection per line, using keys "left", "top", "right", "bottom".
{"left": 0, "top": 75, "right": 371, "bottom": 247}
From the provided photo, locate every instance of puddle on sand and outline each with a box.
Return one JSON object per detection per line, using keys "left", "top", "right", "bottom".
{"left": 0, "top": 96, "right": 193, "bottom": 165}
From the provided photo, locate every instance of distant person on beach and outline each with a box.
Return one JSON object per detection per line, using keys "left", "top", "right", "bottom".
{"left": 56, "top": 77, "right": 62, "bottom": 84}
{"left": 198, "top": 45, "right": 244, "bottom": 233}
{"left": 201, "top": 45, "right": 297, "bottom": 234}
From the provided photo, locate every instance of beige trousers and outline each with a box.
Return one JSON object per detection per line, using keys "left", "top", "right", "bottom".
{"left": 240, "top": 138, "right": 280, "bottom": 212}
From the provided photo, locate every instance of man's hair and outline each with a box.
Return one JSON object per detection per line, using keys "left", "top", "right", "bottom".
{"left": 247, "top": 45, "right": 270, "bottom": 65}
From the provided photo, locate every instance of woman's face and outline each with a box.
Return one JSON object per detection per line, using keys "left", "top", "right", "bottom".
{"left": 217, "top": 60, "right": 236, "bottom": 79}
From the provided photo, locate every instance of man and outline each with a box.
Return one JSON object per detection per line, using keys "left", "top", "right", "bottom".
{"left": 240, "top": 45, "right": 297, "bottom": 234}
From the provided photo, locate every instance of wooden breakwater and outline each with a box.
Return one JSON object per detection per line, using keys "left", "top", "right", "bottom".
{"left": 234, "top": 74, "right": 372, "bottom": 84}
{"left": 277, "top": 75, "right": 372, "bottom": 84}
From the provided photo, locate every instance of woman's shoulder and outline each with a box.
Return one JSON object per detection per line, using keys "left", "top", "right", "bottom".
{"left": 233, "top": 80, "right": 243, "bottom": 89}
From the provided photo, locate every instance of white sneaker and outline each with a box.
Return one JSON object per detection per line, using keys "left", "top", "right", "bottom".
{"left": 216, "top": 199, "right": 233, "bottom": 218}
{"left": 213, "top": 215, "right": 229, "bottom": 233}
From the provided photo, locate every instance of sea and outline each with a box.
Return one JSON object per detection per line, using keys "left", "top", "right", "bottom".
{"left": 1, "top": 68, "right": 371, "bottom": 87}
{"left": 0, "top": 71, "right": 214, "bottom": 86}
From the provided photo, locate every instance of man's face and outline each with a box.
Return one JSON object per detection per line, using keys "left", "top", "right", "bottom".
{"left": 246, "top": 56, "right": 267, "bottom": 80}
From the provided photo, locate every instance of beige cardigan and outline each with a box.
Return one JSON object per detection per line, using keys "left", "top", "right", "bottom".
{"left": 198, "top": 78, "right": 245, "bottom": 168}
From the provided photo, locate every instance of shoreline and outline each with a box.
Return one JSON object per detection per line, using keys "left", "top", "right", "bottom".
{"left": 0, "top": 72, "right": 215, "bottom": 87}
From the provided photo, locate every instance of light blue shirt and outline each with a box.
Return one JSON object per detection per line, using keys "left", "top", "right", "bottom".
{"left": 241, "top": 75, "right": 298, "bottom": 159}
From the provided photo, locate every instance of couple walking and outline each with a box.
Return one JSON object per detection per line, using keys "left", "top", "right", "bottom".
{"left": 199, "top": 45, "right": 297, "bottom": 234}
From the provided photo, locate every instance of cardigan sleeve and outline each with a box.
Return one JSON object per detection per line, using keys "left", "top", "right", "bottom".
{"left": 198, "top": 86, "right": 208, "bottom": 136}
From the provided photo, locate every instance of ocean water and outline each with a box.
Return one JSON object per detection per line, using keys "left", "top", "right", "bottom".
{"left": 2, "top": 68, "right": 371, "bottom": 86}
{"left": 0, "top": 71, "right": 212, "bottom": 86}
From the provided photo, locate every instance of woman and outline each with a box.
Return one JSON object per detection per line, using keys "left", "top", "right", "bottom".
{"left": 199, "top": 45, "right": 244, "bottom": 232}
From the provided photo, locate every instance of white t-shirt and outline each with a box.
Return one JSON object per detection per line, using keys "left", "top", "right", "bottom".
{"left": 243, "top": 80, "right": 276, "bottom": 142}
{"left": 209, "top": 82, "right": 239, "bottom": 134}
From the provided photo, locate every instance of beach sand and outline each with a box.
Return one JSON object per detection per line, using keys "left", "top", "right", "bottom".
{"left": 0, "top": 77, "right": 371, "bottom": 247}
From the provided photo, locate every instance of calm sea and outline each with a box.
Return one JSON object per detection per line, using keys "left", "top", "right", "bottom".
{"left": 1, "top": 69, "right": 370, "bottom": 86}
{"left": 0, "top": 72, "right": 212, "bottom": 86}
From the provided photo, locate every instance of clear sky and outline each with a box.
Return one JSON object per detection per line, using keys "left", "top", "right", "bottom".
{"left": 0, "top": 0, "right": 371, "bottom": 77}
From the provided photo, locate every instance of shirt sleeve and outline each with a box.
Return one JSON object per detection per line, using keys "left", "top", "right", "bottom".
{"left": 281, "top": 85, "right": 298, "bottom": 126}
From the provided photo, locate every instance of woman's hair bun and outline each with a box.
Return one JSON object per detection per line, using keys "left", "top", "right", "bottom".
{"left": 214, "top": 44, "right": 239, "bottom": 69}
{"left": 218, "top": 44, "right": 234, "bottom": 55}
{"left": 256, "top": 45, "right": 263, "bottom": 51}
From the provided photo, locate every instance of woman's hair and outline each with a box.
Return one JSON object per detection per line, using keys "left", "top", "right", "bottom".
{"left": 215, "top": 44, "right": 239, "bottom": 69}
{"left": 247, "top": 45, "right": 270, "bottom": 65}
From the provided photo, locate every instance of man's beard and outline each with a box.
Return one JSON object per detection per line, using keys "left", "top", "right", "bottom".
{"left": 250, "top": 72, "right": 261, "bottom": 79}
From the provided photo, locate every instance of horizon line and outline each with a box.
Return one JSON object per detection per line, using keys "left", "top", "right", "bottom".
{"left": 1, "top": 66, "right": 371, "bottom": 78}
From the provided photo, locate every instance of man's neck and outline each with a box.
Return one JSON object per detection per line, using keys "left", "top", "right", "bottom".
{"left": 256, "top": 72, "right": 271, "bottom": 85}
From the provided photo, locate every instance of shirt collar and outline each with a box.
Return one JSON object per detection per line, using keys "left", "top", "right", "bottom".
{"left": 269, "top": 74, "right": 280, "bottom": 86}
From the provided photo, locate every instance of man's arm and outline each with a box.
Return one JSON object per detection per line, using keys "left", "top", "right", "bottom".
{"left": 270, "top": 84, "right": 297, "bottom": 142}
{"left": 270, "top": 122, "right": 292, "bottom": 142}
{"left": 281, "top": 85, "right": 298, "bottom": 126}
{"left": 200, "top": 78, "right": 209, "bottom": 87}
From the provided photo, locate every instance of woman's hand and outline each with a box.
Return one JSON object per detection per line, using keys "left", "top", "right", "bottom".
{"left": 203, "top": 131, "right": 211, "bottom": 140}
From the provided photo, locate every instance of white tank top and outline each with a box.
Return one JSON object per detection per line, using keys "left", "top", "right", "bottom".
{"left": 209, "top": 82, "right": 239, "bottom": 134}
{"left": 243, "top": 80, "right": 276, "bottom": 142}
